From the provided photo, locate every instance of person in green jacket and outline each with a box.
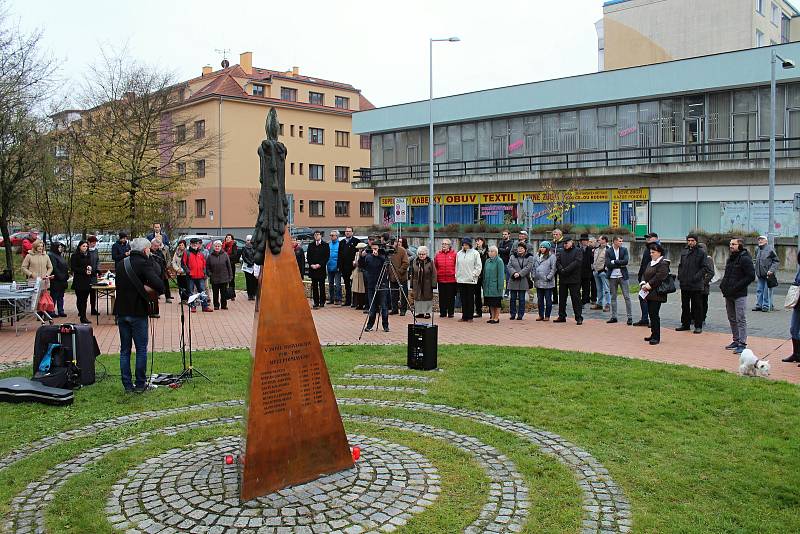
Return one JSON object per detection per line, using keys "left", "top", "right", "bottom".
{"left": 482, "top": 245, "right": 505, "bottom": 324}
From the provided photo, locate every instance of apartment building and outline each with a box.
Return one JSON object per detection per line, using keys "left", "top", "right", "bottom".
{"left": 172, "top": 52, "right": 374, "bottom": 235}
{"left": 598, "top": 0, "right": 800, "bottom": 70}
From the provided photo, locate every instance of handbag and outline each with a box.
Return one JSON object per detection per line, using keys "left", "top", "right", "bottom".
{"left": 766, "top": 272, "right": 779, "bottom": 289}
{"left": 225, "top": 286, "right": 236, "bottom": 300}
{"left": 656, "top": 274, "right": 677, "bottom": 295}
{"left": 37, "top": 290, "right": 55, "bottom": 313}
{"left": 785, "top": 284, "right": 800, "bottom": 309}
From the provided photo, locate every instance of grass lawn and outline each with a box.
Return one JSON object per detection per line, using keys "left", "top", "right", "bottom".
{"left": 1, "top": 345, "right": 799, "bottom": 533}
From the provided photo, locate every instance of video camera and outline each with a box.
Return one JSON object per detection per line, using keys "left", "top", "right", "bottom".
{"left": 378, "top": 236, "right": 396, "bottom": 256}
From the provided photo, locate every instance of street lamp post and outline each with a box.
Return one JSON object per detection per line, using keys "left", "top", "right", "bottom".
{"left": 769, "top": 49, "right": 795, "bottom": 248}
{"left": 429, "top": 36, "right": 459, "bottom": 252}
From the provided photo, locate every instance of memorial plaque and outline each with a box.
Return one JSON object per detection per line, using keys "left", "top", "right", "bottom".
{"left": 241, "top": 109, "right": 353, "bottom": 501}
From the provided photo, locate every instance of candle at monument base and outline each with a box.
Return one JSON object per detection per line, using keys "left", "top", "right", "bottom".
{"left": 351, "top": 446, "right": 361, "bottom": 461}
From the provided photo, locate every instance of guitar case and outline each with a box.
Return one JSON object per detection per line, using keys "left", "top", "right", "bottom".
{"left": 33, "top": 324, "right": 99, "bottom": 385}
{"left": 0, "top": 377, "right": 74, "bottom": 406}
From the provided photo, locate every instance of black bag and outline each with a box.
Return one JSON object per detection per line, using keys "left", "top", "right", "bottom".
{"left": 33, "top": 324, "right": 99, "bottom": 385}
{"left": 767, "top": 272, "right": 779, "bottom": 288}
{"left": 225, "top": 286, "right": 236, "bottom": 299}
{"left": 33, "top": 365, "right": 79, "bottom": 389}
{"left": 656, "top": 274, "right": 677, "bottom": 295}
{"left": 526, "top": 274, "right": 534, "bottom": 289}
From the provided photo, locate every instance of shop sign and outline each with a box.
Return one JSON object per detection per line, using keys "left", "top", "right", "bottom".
{"left": 520, "top": 191, "right": 561, "bottom": 202}
{"left": 612, "top": 188, "right": 649, "bottom": 201}
{"left": 610, "top": 201, "right": 621, "bottom": 227}
{"left": 480, "top": 205, "right": 514, "bottom": 215}
{"left": 408, "top": 195, "right": 442, "bottom": 206}
{"left": 480, "top": 192, "right": 518, "bottom": 203}
{"left": 441, "top": 193, "right": 479, "bottom": 205}
{"left": 566, "top": 189, "right": 610, "bottom": 202}
{"left": 380, "top": 197, "right": 394, "bottom": 207}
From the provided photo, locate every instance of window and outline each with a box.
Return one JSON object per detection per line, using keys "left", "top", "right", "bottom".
{"left": 281, "top": 87, "right": 297, "bottom": 101}
{"left": 299, "top": 200, "right": 304, "bottom": 213}
{"left": 278, "top": 123, "right": 284, "bottom": 136}
{"left": 335, "top": 201, "right": 350, "bottom": 217}
{"left": 756, "top": 0, "right": 764, "bottom": 14}
{"left": 178, "top": 88, "right": 186, "bottom": 102}
{"left": 335, "top": 96, "right": 349, "bottom": 109}
{"left": 309, "top": 127, "right": 324, "bottom": 144}
{"left": 299, "top": 163, "right": 304, "bottom": 175}
{"left": 252, "top": 84, "right": 264, "bottom": 97}
{"left": 175, "top": 124, "right": 186, "bottom": 142}
{"left": 290, "top": 125, "right": 295, "bottom": 137}
{"left": 196, "top": 159, "right": 205, "bottom": 178}
{"left": 177, "top": 162, "right": 186, "bottom": 177}
{"left": 771, "top": 3, "right": 780, "bottom": 25}
{"left": 782, "top": 13, "right": 791, "bottom": 42}
{"left": 309, "top": 200, "right": 324, "bottom": 217}
{"left": 334, "top": 165, "right": 349, "bottom": 182}
{"left": 298, "top": 126, "right": 304, "bottom": 138}
{"left": 360, "top": 135, "right": 371, "bottom": 149}
{"left": 290, "top": 162, "right": 295, "bottom": 175}
{"left": 177, "top": 200, "right": 187, "bottom": 218}
{"left": 360, "top": 202, "right": 373, "bottom": 217}
{"left": 195, "top": 120, "right": 205, "bottom": 139}
{"left": 309, "top": 164, "right": 324, "bottom": 180}
{"left": 335, "top": 130, "right": 350, "bottom": 147}
{"left": 756, "top": 29, "right": 765, "bottom": 47}
{"left": 309, "top": 91, "right": 324, "bottom": 105}
{"left": 195, "top": 199, "right": 206, "bottom": 217}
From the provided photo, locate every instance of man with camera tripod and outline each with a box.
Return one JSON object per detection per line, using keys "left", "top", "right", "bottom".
{"left": 359, "top": 240, "right": 390, "bottom": 332}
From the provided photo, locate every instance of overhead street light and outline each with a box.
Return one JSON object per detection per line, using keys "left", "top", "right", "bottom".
{"left": 768, "top": 49, "right": 794, "bottom": 248}
{"left": 428, "top": 36, "right": 460, "bottom": 252}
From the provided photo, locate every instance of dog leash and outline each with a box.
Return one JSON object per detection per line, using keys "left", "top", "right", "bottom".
{"left": 762, "top": 339, "right": 790, "bottom": 359}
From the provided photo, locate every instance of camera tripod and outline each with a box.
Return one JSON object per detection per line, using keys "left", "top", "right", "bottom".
{"left": 358, "top": 253, "right": 412, "bottom": 340}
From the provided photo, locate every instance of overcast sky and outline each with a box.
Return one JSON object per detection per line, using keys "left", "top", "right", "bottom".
{"left": 10, "top": 0, "right": 604, "bottom": 109}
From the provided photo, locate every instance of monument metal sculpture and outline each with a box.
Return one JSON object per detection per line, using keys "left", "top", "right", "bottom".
{"left": 241, "top": 108, "right": 353, "bottom": 501}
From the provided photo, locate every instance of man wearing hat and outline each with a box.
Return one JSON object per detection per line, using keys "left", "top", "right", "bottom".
{"left": 182, "top": 237, "right": 212, "bottom": 312}
{"left": 455, "top": 237, "right": 482, "bottom": 322}
{"left": 677, "top": 233, "right": 712, "bottom": 333}
{"left": 337, "top": 227, "right": 360, "bottom": 307}
{"left": 554, "top": 235, "right": 583, "bottom": 324}
{"left": 306, "top": 230, "right": 330, "bottom": 309}
{"left": 753, "top": 234, "right": 779, "bottom": 313}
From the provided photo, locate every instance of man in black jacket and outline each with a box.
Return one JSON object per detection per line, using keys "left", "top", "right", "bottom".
{"left": 498, "top": 230, "right": 513, "bottom": 297}
{"left": 305, "top": 230, "right": 329, "bottom": 309}
{"left": 720, "top": 237, "right": 755, "bottom": 354}
{"left": 634, "top": 233, "right": 660, "bottom": 326}
{"left": 554, "top": 236, "right": 584, "bottom": 324}
{"left": 338, "top": 227, "right": 360, "bottom": 307}
{"left": 114, "top": 237, "right": 164, "bottom": 393}
{"left": 87, "top": 235, "right": 101, "bottom": 316}
{"left": 676, "top": 234, "right": 712, "bottom": 334}
{"left": 359, "top": 241, "right": 390, "bottom": 332}
{"left": 111, "top": 232, "right": 131, "bottom": 263}
{"left": 579, "top": 234, "right": 594, "bottom": 305}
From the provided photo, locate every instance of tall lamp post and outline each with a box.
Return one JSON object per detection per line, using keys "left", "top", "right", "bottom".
{"left": 769, "top": 49, "right": 795, "bottom": 247}
{"left": 429, "top": 36, "right": 460, "bottom": 252}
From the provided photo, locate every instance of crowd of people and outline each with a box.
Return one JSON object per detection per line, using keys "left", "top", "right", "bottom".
{"left": 303, "top": 227, "right": 800, "bottom": 361}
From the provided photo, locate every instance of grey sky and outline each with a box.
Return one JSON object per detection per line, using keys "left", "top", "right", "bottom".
{"left": 11, "top": 0, "right": 603, "bottom": 108}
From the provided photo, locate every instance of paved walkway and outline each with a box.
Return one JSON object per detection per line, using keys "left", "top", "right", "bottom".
{"left": 1, "top": 290, "right": 797, "bottom": 384}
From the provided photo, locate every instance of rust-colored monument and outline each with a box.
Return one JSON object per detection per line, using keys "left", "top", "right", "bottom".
{"left": 241, "top": 108, "right": 353, "bottom": 501}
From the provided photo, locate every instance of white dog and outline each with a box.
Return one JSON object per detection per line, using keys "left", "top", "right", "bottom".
{"left": 738, "top": 348, "right": 771, "bottom": 377}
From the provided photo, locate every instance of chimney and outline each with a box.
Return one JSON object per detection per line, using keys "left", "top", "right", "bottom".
{"left": 202, "top": 65, "right": 212, "bottom": 76}
{"left": 292, "top": 66, "right": 299, "bottom": 76}
{"left": 240, "top": 51, "right": 253, "bottom": 75}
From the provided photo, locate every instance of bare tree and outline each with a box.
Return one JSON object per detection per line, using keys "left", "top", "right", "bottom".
{"left": 69, "top": 49, "right": 219, "bottom": 236}
{"left": 0, "top": 4, "right": 56, "bottom": 273}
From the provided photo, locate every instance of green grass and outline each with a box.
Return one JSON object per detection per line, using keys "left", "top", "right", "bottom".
{"left": 1, "top": 346, "right": 799, "bottom": 533}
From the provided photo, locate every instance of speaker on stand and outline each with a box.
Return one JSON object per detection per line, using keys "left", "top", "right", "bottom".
{"left": 407, "top": 323, "right": 438, "bottom": 370}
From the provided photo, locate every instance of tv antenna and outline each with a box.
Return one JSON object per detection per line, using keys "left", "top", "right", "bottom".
{"left": 215, "top": 48, "right": 231, "bottom": 68}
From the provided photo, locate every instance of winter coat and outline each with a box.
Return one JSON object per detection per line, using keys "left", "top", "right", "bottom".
{"left": 146, "top": 231, "right": 170, "bottom": 247}
{"left": 498, "top": 239, "right": 514, "bottom": 265}
{"left": 326, "top": 239, "right": 340, "bottom": 273}
{"left": 48, "top": 247, "right": 69, "bottom": 294}
{"left": 556, "top": 246, "right": 583, "bottom": 285}
{"left": 604, "top": 246, "right": 630, "bottom": 280}
{"left": 506, "top": 253, "right": 534, "bottom": 291}
{"left": 638, "top": 241, "right": 665, "bottom": 282}
{"left": 351, "top": 263, "right": 366, "bottom": 293}
{"left": 337, "top": 236, "right": 360, "bottom": 275}
{"left": 411, "top": 256, "right": 437, "bottom": 302}
{"left": 171, "top": 249, "right": 187, "bottom": 276}
{"left": 183, "top": 247, "right": 207, "bottom": 280}
{"left": 482, "top": 256, "right": 505, "bottom": 298}
{"left": 294, "top": 245, "right": 305, "bottom": 279}
{"left": 755, "top": 244, "right": 779, "bottom": 278}
{"left": 720, "top": 249, "right": 756, "bottom": 299}
{"left": 389, "top": 244, "right": 410, "bottom": 283}
{"left": 87, "top": 247, "right": 100, "bottom": 279}
{"left": 70, "top": 251, "right": 93, "bottom": 291}
{"left": 581, "top": 245, "right": 594, "bottom": 279}
{"left": 359, "top": 251, "right": 388, "bottom": 289}
{"left": 206, "top": 250, "right": 233, "bottom": 284}
{"left": 593, "top": 245, "right": 607, "bottom": 273}
{"left": 701, "top": 254, "right": 715, "bottom": 295}
{"left": 455, "top": 248, "right": 482, "bottom": 285}
{"left": 150, "top": 248, "right": 169, "bottom": 279}
{"left": 21, "top": 251, "right": 52, "bottom": 281}
{"left": 533, "top": 253, "right": 557, "bottom": 289}
{"left": 114, "top": 250, "right": 165, "bottom": 317}
{"left": 306, "top": 241, "right": 330, "bottom": 280}
{"left": 677, "top": 245, "right": 708, "bottom": 292}
{"left": 111, "top": 240, "right": 131, "bottom": 263}
{"left": 241, "top": 243, "right": 255, "bottom": 268}
{"left": 223, "top": 240, "right": 239, "bottom": 264}
{"left": 434, "top": 249, "right": 457, "bottom": 284}
{"left": 642, "top": 258, "right": 671, "bottom": 302}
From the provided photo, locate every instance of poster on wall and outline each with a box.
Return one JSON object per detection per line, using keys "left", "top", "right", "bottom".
{"left": 720, "top": 202, "right": 749, "bottom": 233}
{"left": 749, "top": 201, "right": 797, "bottom": 237}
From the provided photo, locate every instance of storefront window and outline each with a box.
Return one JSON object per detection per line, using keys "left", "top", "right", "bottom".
{"left": 697, "top": 202, "right": 721, "bottom": 233}
{"left": 651, "top": 202, "right": 697, "bottom": 238}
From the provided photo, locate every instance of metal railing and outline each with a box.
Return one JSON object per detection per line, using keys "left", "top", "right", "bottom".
{"left": 354, "top": 137, "right": 800, "bottom": 182}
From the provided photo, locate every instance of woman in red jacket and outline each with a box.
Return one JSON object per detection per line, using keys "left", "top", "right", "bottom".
{"left": 434, "top": 239, "right": 457, "bottom": 318}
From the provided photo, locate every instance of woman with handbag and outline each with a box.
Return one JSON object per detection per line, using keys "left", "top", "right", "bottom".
{"left": 782, "top": 249, "right": 800, "bottom": 363}
{"left": 70, "top": 240, "right": 93, "bottom": 324}
{"left": 207, "top": 240, "right": 233, "bottom": 310}
{"left": 507, "top": 242, "right": 534, "bottom": 320}
{"left": 639, "top": 243, "right": 671, "bottom": 345}
{"left": 533, "top": 240, "right": 557, "bottom": 321}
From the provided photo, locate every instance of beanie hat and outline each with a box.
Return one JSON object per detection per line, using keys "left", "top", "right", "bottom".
{"left": 540, "top": 240, "right": 553, "bottom": 250}
{"left": 461, "top": 237, "right": 473, "bottom": 247}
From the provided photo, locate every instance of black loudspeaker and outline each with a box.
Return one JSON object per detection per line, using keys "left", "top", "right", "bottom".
{"left": 407, "top": 323, "right": 438, "bottom": 370}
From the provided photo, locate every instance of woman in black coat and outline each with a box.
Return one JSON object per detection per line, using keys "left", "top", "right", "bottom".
{"left": 639, "top": 243, "right": 670, "bottom": 345}
{"left": 48, "top": 242, "right": 69, "bottom": 317}
{"left": 70, "top": 240, "right": 93, "bottom": 324}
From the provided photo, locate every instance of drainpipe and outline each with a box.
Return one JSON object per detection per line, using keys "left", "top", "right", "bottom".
{"left": 218, "top": 96, "right": 223, "bottom": 233}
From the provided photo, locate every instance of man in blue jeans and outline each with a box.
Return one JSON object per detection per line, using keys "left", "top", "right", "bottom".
{"left": 114, "top": 237, "right": 164, "bottom": 393}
